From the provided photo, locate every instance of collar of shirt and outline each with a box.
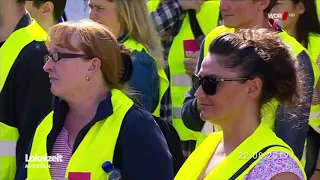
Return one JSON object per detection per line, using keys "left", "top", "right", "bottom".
{"left": 15, "top": 13, "right": 33, "bottom": 31}
{"left": 52, "top": 91, "right": 113, "bottom": 126}
{"left": 46, "top": 91, "right": 114, "bottom": 155}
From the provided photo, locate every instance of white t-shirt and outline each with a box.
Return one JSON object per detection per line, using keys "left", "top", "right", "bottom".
{"left": 65, "top": 0, "right": 90, "bottom": 20}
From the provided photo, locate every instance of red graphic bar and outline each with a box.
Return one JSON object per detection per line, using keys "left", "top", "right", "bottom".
{"left": 282, "top": 12, "right": 289, "bottom": 20}
{"left": 68, "top": 172, "right": 91, "bottom": 180}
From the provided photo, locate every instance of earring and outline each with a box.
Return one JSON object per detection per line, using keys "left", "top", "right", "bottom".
{"left": 86, "top": 76, "right": 90, "bottom": 81}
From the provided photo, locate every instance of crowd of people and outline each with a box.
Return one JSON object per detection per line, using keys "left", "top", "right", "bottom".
{"left": 0, "top": 0, "right": 320, "bottom": 179}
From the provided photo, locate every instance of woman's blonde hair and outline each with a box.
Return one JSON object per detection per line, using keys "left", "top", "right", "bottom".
{"left": 46, "top": 19, "right": 131, "bottom": 92}
{"left": 112, "top": 0, "right": 165, "bottom": 68}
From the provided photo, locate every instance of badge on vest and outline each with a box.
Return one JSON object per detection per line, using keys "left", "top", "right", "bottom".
{"left": 183, "top": 40, "right": 200, "bottom": 58}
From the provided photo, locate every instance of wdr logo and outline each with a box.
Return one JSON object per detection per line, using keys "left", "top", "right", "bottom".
{"left": 268, "top": 12, "right": 295, "bottom": 20}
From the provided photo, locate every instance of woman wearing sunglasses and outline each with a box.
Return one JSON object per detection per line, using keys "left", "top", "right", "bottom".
{"left": 174, "top": 29, "right": 306, "bottom": 180}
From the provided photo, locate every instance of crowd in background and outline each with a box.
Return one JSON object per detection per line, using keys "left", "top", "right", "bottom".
{"left": 1, "top": 0, "right": 320, "bottom": 179}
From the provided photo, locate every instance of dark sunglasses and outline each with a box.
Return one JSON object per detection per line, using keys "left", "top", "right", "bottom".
{"left": 193, "top": 74, "right": 249, "bottom": 95}
{"left": 44, "top": 52, "right": 88, "bottom": 64}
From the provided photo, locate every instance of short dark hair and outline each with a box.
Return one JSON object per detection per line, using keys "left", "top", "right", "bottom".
{"left": 209, "top": 29, "right": 303, "bottom": 108}
{"left": 32, "top": 0, "right": 66, "bottom": 22}
{"left": 16, "top": 0, "right": 25, "bottom": 4}
{"left": 264, "top": 0, "right": 277, "bottom": 13}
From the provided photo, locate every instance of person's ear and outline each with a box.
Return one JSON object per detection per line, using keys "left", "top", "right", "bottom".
{"left": 246, "top": 78, "right": 263, "bottom": 101}
{"left": 256, "top": 0, "right": 270, "bottom": 12}
{"left": 41, "top": 1, "right": 54, "bottom": 15}
{"left": 88, "top": 58, "right": 102, "bottom": 72}
{"left": 85, "top": 58, "right": 102, "bottom": 81}
{"left": 296, "top": 2, "right": 305, "bottom": 15}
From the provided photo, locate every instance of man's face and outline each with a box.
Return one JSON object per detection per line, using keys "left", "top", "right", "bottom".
{"left": 26, "top": 1, "right": 42, "bottom": 21}
{"left": 0, "top": 4, "right": 3, "bottom": 26}
{"left": 220, "top": 0, "right": 262, "bottom": 29}
{"left": 0, "top": 0, "right": 22, "bottom": 26}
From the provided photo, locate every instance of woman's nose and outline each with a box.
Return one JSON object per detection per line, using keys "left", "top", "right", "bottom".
{"left": 220, "top": 0, "right": 230, "bottom": 11}
{"left": 89, "top": 9, "right": 96, "bottom": 21}
{"left": 195, "top": 85, "right": 206, "bottom": 99}
{"left": 43, "top": 59, "right": 54, "bottom": 73}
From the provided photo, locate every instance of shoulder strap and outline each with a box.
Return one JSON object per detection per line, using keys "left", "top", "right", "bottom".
{"left": 188, "top": 9, "right": 205, "bottom": 47}
{"left": 62, "top": 11, "right": 67, "bottom": 22}
{"left": 229, "top": 144, "right": 289, "bottom": 180}
{"left": 152, "top": 115, "right": 185, "bottom": 175}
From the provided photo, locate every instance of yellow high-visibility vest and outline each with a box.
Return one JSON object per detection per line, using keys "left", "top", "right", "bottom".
{"left": 197, "top": 25, "right": 319, "bottom": 167}
{"left": 122, "top": 38, "right": 169, "bottom": 116}
{"left": 27, "top": 89, "right": 133, "bottom": 179}
{"left": 308, "top": 33, "right": 320, "bottom": 130}
{"left": 200, "top": 26, "right": 318, "bottom": 132}
{"left": 148, "top": 0, "right": 220, "bottom": 141}
{"left": 305, "top": 33, "right": 320, "bottom": 168}
{"left": 175, "top": 122, "right": 306, "bottom": 179}
{"left": 0, "top": 19, "right": 47, "bottom": 180}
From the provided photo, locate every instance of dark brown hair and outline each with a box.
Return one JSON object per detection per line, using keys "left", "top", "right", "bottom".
{"left": 264, "top": 0, "right": 277, "bottom": 13}
{"left": 289, "top": 0, "right": 320, "bottom": 48}
{"left": 16, "top": 0, "right": 25, "bottom": 4}
{"left": 209, "top": 28, "right": 303, "bottom": 108}
{"left": 32, "top": 0, "right": 67, "bottom": 22}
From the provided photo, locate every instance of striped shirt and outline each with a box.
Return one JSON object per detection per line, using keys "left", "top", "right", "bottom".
{"left": 50, "top": 127, "right": 72, "bottom": 179}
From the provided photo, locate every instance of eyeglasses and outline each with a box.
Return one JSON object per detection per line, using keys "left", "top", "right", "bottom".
{"left": 192, "top": 74, "right": 249, "bottom": 95}
{"left": 44, "top": 52, "right": 88, "bottom": 64}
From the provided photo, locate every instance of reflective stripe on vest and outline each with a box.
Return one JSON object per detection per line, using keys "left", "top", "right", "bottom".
{"left": 0, "top": 19, "right": 46, "bottom": 180}
{"left": 0, "top": 141, "right": 17, "bottom": 156}
{"left": 308, "top": 33, "right": 320, "bottom": 128}
{"left": 27, "top": 89, "right": 133, "bottom": 179}
{"left": 174, "top": 122, "right": 306, "bottom": 179}
{"left": 167, "top": 1, "right": 220, "bottom": 141}
{"left": 173, "top": 107, "right": 182, "bottom": 119}
{"left": 122, "top": 38, "right": 169, "bottom": 117}
{"left": 172, "top": 74, "right": 192, "bottom": 87}
{"left": 0, "top": 123, "right": 19, "bottom": 180}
